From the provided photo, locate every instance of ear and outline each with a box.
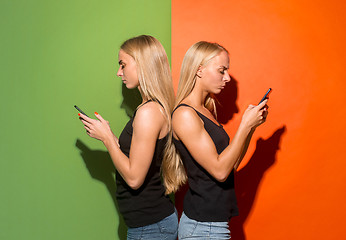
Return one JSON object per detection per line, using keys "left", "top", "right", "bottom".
{"left": 196, "top": 65, "right": 203, "bottom": 78}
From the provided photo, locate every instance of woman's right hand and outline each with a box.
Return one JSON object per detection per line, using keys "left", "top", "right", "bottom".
{"left": 79, "top": 112, "right": 116, "bottom": 144}
{"left": 240, "top": 100, "right": 269, "bottom": 130}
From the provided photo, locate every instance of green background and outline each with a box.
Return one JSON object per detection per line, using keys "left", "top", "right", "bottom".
{"left": 0, "top": 1, "right": 171, "bottom": 239}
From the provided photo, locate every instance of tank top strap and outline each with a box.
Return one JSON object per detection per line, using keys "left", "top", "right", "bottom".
{"left": 172, "top": 103, "right": 199, "bottom": 116}
{"left": 133, "top": 99, "right": 154, "bottom": 118}
{"left": 172, "top": 103, "right": 222, "bottom": 127}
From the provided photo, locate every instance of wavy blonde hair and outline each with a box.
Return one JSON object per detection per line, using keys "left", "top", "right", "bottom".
{"left": 163, "top": 41, "right": 228, "bottom": 194}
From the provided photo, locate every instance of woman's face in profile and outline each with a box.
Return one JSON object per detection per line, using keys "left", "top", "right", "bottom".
{"left": 117, "top": 50, "right": 139, "bottom": 89}
{"left": 199, "top": 51, "right": 231, "bottom": 94}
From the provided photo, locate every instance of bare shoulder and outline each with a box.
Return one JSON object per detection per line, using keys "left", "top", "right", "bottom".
{"left": 172, "top": 105, "right": 203, "bottom": 132}
{"left": 136, "top": 101, "right": 165, "bottom": 118}
{"left": 134, "top": 101, "right": 165, "bottom": 128}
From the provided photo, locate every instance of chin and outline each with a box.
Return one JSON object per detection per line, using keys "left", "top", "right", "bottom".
{"left": 125, "top": 83, "right": 137, "bottom": 89}
{"left": 214, "top": 89, "right": 222, "bottom": 94}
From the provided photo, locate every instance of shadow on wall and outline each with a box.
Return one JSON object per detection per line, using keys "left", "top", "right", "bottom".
{"left": 216, "top": 76, "right": 287, "bottom": 239}
{"left": 215, "top": 75, "right": 239, "bottom": 124}
{"left": 230, "top": 126, "right": 287, "bottom": 240}
{"left": 175, "top": 76, "right": 240, "bottom": 217}
{"left": 75, "top": 139, "right": 127, "bottom": 240}
{"left": 74, "top": 83, "right": 141, "bottom": 240}
{"left": 120, "top": 84, "right": 142, "bottom": 117}
{"left": 174, "top": 76, "right": 286, "bottom": 240}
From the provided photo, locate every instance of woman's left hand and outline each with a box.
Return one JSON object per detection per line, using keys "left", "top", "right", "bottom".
{"left": 78, "top": 112, "right": 118, "bottom": 144}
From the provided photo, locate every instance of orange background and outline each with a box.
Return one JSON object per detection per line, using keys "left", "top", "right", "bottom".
{"left": 172, "top": 0, "right": 346, "bottom": 239}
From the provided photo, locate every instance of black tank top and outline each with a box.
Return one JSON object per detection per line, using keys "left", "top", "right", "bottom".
{"left": 116, "top": 101, "right": 174, "bottom": 228}
{"left": 173, "top": 104, "right": 238, "bottom": 222}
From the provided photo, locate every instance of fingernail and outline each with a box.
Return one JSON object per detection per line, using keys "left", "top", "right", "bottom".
{"left": 78, "top": 113, "right": 81, "bottom": 116}
{"left": 95, "top": 112, "right": 98, "bottom": 115}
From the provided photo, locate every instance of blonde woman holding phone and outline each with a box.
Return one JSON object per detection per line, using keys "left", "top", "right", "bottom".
{"left": 164, "top": 41, "right": 269, "bottom": 239}
{"left": 78, "top": 35, "right": 178, "bottom": 240}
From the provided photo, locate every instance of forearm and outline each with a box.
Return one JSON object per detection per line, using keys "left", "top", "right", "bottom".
{"left": 103, "top": 135, "right": 133, "bottom": 183}
{"left": 216, "top": 124, "right": 252, "bottom": 180}
{"left": 234, "top": 128, "right": 255, "bottom": 170}
{"left": 223, "top": 102, "right": 267, "bottom": 172}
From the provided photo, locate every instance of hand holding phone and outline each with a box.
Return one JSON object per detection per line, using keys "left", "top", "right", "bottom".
{"left": 258, "top": 88, "right": 272, "bottom": 105}
{"left": 74, "top": 105, "right": 89, "bottom": 117}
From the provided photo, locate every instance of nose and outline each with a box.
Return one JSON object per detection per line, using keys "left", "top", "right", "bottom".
{"left": 224, "top": 71, "right": 231, "bottom": 82}
{"left": 117, "top": 66, "right": 122, "bottom": 77}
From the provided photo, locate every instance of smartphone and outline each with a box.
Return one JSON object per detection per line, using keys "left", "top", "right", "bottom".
{"left": 74, "top": 105, "right": 89, "bottom": 117}
{"left": 258, "top": 88, "right": 272, "bottom": 105}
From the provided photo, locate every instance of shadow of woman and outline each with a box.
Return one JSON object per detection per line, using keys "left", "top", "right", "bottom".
{"left": 75, "top": 139, "right": 127, "bottom": 240}
{"left": 120, "top": 84, "right": 141, "bottom": 118}
{"left": 230, "top": 126, "right": 287, "bottom": 240}
{"left": 174, "top": 76, "right": 240, "bottom": 217}
{"left": 73, "top": 83, "right": 142, "bottom": 239}
{"left": 215, "top": 75, "right": 239, "bottom": 124}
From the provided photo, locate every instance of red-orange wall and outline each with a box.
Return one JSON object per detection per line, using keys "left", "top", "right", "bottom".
{"left": 172, "top": 1, "right": 346, "bottom": 239}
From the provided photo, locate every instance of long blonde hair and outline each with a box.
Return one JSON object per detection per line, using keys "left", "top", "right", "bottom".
{"left": 163, "top": 41, "right": 228, "bottom": 194}
{"left": 120, "top": 35, "right": 174, "bottom": 129}
{"left": 121, "top": 35, "right": 177, "bottom": 193}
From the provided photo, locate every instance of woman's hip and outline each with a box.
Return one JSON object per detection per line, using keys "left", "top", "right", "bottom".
{"left": 178, "top": 212, "right": 230, "bottom": 240}
{"left": 127, "top": 210, "right": 178, "bottom": 240}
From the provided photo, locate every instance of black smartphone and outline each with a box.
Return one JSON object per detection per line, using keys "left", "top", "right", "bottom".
{"left": 74, "top": 105, "right": 89, "bottom": 117}
{"left": 258, "top": 88, "right": 272, "bottom": 105}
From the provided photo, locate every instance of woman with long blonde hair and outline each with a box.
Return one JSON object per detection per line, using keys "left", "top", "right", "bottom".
{"left": 78, "top": 35, "right": 178, "bottom": 240}
{"left": 169, "top": 41, "right": 269, "bottom": 239}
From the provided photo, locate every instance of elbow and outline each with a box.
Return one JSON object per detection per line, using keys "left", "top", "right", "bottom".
{"left": 212, "top": 170, "right": 229, "bottom": 182}
{"left": 126, "top": 178, "right": 144, "bottom": 190}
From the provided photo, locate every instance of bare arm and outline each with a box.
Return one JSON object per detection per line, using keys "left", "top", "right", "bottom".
{"left": 80, "top": 102, "right": 165, "bottom": 189}
{"left": 234, "top": 103, "right": 269, "bottom": 170}
{"left": 173, "top": 100, "right": 268, "bottom": 182}
{"left": 234, "top": 128, "right": 255, "bottom": 170}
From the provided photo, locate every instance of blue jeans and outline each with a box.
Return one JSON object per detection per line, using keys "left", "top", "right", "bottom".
{"left": 178, "top": 212, "right": 230, "bottom": 240}
{"left": 127, "top": 211, "right": 178, "bottom": 240}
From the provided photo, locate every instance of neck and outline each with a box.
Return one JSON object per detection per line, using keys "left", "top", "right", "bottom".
{"left": 184, "top": 83, "right": 209, "bottom": 108}
{"left": 137, "top": 86, "right": 146, "bottom": 104}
